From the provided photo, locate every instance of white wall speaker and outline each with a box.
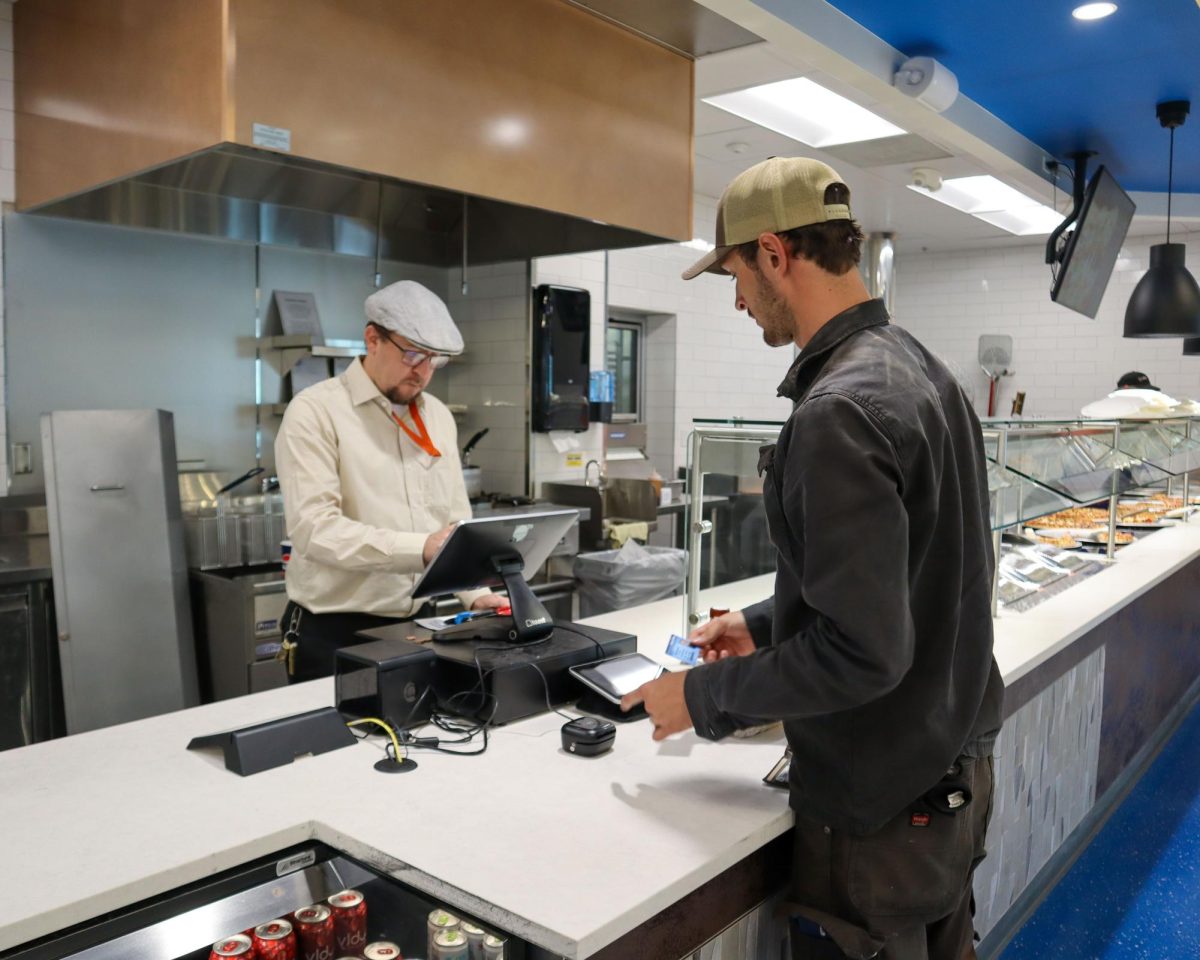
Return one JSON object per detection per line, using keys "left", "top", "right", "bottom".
{"left": 893, "top": 56, "right": 959, "bottom": 114}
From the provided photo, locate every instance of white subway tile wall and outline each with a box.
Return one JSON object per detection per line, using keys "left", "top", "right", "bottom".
{"left": 892, "top": 230, "right": 1200, "bottom": 419}
{"left": 442, "top": 262, "right": 531, "bottom": 498}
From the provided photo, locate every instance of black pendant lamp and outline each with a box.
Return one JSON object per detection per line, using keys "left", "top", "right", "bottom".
{"left": 1124, "top": 100, "right": 1200, "bottom": 338}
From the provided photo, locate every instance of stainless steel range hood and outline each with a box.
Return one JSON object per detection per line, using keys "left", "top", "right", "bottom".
{"left": 28, "top": 143, "right": 668, "bottom": 266}
{"left": 16, "top": 0, "right": 696, "bottom": 263}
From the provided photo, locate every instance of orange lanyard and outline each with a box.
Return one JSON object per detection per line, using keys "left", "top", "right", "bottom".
{"left": 390, "top": 403, "right": 442, "bottom": 458}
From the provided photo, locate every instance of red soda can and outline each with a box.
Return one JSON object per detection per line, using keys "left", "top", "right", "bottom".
{"left": 326, "top": 889, "right": 368, "bottom": 955}
{"left": 363, "top": 943, "right": 402, "bottom": 960}
{"left": 211, "top": 934, "right": 255, "bottom": 960}
{"left": 253, "top": 920, "right": 297, "bottom": 960}
{"left": 293, "top": 904, "right": 336, "bottom": 960}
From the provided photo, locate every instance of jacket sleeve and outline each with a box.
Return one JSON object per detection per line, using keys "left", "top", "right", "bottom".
{"left": 276, "top": 396, "right": 428, "bottom": 574}
{"left": 685, "top": 393, "right": 915, "bottom": 741}
{"left": 743, "top": 597, "right": 775, "bottom": 649}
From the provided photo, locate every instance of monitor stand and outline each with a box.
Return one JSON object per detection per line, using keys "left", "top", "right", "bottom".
{"left": 494, "top": 554, "right": 554, "bottom": 644}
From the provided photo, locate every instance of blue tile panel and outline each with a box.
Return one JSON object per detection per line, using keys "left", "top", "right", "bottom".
{"left": 973, "top": 648, "right": 1104, "bottom": 939}
{"left": 1000, "top": 694, "right": 1200, "bottom": 958}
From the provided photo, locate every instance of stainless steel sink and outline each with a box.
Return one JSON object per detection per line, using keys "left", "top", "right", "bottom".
{"left": 542, "top": 479, "right": 658, "bottom": 549}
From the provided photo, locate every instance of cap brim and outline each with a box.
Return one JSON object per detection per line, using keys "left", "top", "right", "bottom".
{"left": 681, "top": 244, "right": 733, "bottom": 281}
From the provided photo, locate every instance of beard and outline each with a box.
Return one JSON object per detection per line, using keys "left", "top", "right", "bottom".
{"left": 385, "top": 379, "right": 425, "bottom": 405}
{"left": 750, "top": 273, "right": 795, "bottom": 347}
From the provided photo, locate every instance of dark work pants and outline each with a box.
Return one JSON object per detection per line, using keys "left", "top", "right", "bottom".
{"left": 789, "top": 755, "right": 995, "bottom": 960}
{"left": 282, "top": 600, "right": 420, "bottom": 683}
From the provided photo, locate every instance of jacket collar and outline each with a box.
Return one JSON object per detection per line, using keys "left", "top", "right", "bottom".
{"left": 777, "top": 298, "right": 891, "bottom": 401}
{"left": 343, "top": 355, "right": 426, "bottom": 412}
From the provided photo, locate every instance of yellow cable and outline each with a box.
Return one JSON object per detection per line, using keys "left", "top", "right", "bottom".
{"left": 346, "top": 717, "right": 405, "bottom": 762}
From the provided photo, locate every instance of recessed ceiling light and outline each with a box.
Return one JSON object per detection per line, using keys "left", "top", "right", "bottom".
{"left": 907, "top": 175, "right": 1063, "bottom": 236}
{"left": 704, "top": 77, "right": 906, "bottom": 148}
{"left": 1072, "top": 3, "right": 1117, "bottom": 20}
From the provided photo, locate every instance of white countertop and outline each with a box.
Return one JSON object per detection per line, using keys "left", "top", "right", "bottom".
{"left": 3, "top": 522, "right": 1199, "bottom": 957}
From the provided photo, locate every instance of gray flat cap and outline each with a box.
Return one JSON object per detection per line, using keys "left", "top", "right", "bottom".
{"left": 364, "top": 281, "right": 464, "bottom": 355}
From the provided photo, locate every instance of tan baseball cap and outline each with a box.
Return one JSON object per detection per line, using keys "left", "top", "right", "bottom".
{"left": 681, "top": 157, "right": 852, "bottom": 280}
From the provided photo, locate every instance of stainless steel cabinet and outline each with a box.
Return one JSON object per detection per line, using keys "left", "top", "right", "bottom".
{"left": 0, "top": 579, "right": 63, "bottom": 750}
{"left": 190, "top": 569, "right": 289, "bottom": 701}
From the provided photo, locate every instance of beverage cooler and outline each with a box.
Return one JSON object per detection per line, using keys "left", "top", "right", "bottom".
{"left": 9, "top": 843, "right": 527, "bottom": 960}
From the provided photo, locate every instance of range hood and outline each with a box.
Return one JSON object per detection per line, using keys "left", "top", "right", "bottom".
{"left": 16, "top": 0, "right": 696, "bottom": 264}
{"left": 29, "top": 142, "right": 668, "bottom": 267}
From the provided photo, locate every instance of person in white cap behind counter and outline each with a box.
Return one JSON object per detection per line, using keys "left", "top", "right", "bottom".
{"left": 275, "top": 280, "right": 506, "bottom": 683}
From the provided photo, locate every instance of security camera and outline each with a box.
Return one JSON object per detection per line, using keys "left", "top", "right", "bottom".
{"left": 910, "top": 167, "right": 943, "bottom": 192}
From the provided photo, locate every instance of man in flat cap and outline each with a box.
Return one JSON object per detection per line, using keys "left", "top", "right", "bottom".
{"left": 623, "top": 158, "right": 1003, "bottom": 960}
{"left": 275, "top": 280, "right": 505, "bottom": 682}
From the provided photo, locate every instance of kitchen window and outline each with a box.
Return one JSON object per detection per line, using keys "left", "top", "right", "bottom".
{"left": 605, "top": 318, "right": 643, "bottom": 422}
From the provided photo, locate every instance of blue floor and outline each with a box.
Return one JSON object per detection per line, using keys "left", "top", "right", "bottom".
{"left": 1000, "top": 698, "right": 1200, "bottom": 959}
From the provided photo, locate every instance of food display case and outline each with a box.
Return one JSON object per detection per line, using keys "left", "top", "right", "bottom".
{"left": 8, "top": 842, "right": 528, "bottom": 960}
{"left": 982, "top": 416, "right": 1200, "bottom": 612}
{"left": 684, "top": 416, "right": 1200, "bottom": 627}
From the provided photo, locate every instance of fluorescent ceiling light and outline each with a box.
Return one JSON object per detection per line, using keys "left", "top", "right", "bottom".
{"left": 1072, "top": 3, "right": 1117, "bottom": 20}
{"left": 704, "top": 77, "right": 906, "bottom": 148}
{"left": 682, "top": 238, "right": 715, "bottom": 252}
{"left": 907, "top": 175, "right": 1063, "bottom": 236}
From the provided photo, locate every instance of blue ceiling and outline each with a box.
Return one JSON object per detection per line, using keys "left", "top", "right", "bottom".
{"left": 822, "top": 0, "right": 1200, "bottom": 195}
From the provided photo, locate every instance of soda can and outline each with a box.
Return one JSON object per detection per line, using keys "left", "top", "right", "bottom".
{"left": 327, "top": 889, "right": 368, "bottom": 956}
{"left": 460, "top": 921, "right": 485, "bottom": 960}
{"left": 432, "top": 929, "right": 469, "bottom": 960}
{"left": 294, "top": 904, "right": 336, "bottom": 960}
{"left": 210, "top": 934, "right": 255, "bottom": 960}
{"left": 482, "top": 934, "right": 506, "bottom": 960}
{"left": 253, "top": 920, "right": 297, "bottom": 960}
{"left": 362, "top": 942, "right": 402, "bottom": 960}
{"left": 427, "top": 909, "right": 460, "bottom": 959}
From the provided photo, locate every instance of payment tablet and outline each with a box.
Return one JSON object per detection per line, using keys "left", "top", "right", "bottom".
{"left": 569, "top": 653, "right": 665, "bottom": 705}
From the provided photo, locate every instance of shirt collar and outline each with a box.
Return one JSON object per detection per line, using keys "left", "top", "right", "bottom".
{"left": 343, "top": 356, "right": 426, "bottom": 413}
{"left": 776, "top": 298, "right": 891, "bottom": 401}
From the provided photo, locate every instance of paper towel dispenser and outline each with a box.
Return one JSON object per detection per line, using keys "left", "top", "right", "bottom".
{"left": 533, "top": 285, "right": 591, "bottom": 433}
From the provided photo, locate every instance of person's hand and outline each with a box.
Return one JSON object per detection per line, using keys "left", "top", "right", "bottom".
{"left": 688, "top": 610, "right": 754, "bottom": 663}
{"left": 470, "top": 593, "right": 508, "bottom": 611}
{"left": 422, "top": 523, "right": 457, "bottom": 565}
{"left": 621, "top": 671, "right": 692, "bottom": 741}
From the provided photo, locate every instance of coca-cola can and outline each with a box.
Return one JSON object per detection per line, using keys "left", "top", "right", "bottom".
{"left": 482, "top": 934, "right": 506, "bottom": 960}
{"left": 326, "top": 889, "right": 368, "bottom": 956}
{"left": 362, "top": 942, "right": 402, "bottom": 960}
{"left": 210, "top": 933, "right": 255, "bottom": 960}
{"left": 253, "top": 920, "right": 297, "bottom": 960}
{"left": 427, "top": 909, "right": 460, "bottom": 960}
{"left": 294, "top": 904, "right": 336, "bottom": 960}
{"left": 432, "top": 929, "right": 468, "bottom": 960}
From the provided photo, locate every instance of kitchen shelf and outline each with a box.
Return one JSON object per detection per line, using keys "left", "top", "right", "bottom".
{"left": 256, "top": 335, "right": 365, "bottom": 378}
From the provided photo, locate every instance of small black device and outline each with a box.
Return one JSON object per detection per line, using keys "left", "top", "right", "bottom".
{"left": 413, "top": 509, "right": 577, "bottom": 644}
{"left": 533, "top": 284, "right": 590, "bottom": 433}
{"left": 334, "top": 637, "right": 438, "bottom": 729}
{"left": 569, "top": 652, "right": 664, "bottom": 704}
{"left": 561, "top": 716, "right": 616, "bottom": 756}
{"left": 186, "top": 707, "right": 356, "bottom": 776}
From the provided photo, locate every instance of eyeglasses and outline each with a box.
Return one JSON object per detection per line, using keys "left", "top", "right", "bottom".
{"left": 381, "top": 332, "right": 450, "bottom": 370}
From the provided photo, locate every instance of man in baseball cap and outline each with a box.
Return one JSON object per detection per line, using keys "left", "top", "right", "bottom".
{"left": 626, "top": 157, "right": 1003, "bottom": 960}
{"left": 275, "top": 281, "right": 504, "bottom": 682}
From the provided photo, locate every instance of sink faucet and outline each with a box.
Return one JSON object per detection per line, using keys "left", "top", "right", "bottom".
{"left": 584, "top": 459, "right": 605, "bottom": 490}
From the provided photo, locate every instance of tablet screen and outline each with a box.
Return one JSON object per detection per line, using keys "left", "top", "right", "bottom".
{"left": 571, "top": 654, "right": 664, "bottom": 703}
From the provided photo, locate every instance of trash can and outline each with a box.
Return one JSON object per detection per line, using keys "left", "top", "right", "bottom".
{"left": 573, "top": 540, "right": 687, "bottom": 618}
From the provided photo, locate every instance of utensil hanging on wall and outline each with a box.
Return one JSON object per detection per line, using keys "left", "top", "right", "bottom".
{"left": 978, "top": 335, "right": 1014, "bottom": 417}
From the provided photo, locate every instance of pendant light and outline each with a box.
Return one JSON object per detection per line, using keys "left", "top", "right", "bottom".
{"left": 1124, "top": 100, "right": 1200, "bottom": 338}
{"left": 1184, "top": 337, "right": 1200, "bottom": 355}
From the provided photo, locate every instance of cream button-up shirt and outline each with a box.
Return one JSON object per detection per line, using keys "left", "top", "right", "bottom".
{"left": 275, "top": 357, "right": 488, "bottom": 617}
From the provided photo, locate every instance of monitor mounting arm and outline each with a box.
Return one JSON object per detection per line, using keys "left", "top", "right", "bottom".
{"left": 1045, "top": 151, "right": 1096, "bottom": 265}
{"left": 493, "top": 554, "right": 555, "bottom": 643}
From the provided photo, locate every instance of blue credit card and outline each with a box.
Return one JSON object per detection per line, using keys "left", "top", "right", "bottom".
{"left": 665, "top": 634, "right": 700, "bottom": 665}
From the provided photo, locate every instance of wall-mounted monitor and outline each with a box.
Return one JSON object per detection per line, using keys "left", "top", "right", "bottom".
{"left": 1050, "top": 166, "right": 1136, "bottom": 319}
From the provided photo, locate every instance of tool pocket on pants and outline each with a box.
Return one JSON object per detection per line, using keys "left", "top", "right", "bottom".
{"left": 845, "top": 797, "right": 974, "bottom": 922}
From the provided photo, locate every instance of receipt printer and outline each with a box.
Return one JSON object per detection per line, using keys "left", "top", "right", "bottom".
{"left": 335, "top": 637, "right": 437, "bottom": 729}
